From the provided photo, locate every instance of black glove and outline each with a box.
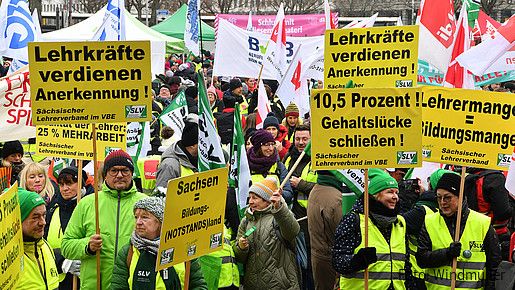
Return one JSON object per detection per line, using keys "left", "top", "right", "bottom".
{"left": 350, "top": 247, "right": 377, "bottom": 271}
{"left": 447, "top": 242, "right": 461, "bottom": 258}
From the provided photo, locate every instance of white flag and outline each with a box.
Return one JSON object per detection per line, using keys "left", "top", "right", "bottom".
{"left": 263, "top": 4, "right": 287, "bottom": 80}
{"left": 185, "top": 0, "right": 201, "bottom": 56}
{"left": 126, "top": 122, "right": 151, "bottom": 162}
{"left": 92, "top": 0, "right": 126, "bottom": 41}
{"left": 275, "top": 46, "right": 310, "bottom": 116}
{"left": 456, "top": 15, "right": 515, "bottom": 76}
{"left": 255, "top": 79, "right": 271, "bottom": 129}
{"left": 246, "top": 11, "right": 254, "bottom": 31}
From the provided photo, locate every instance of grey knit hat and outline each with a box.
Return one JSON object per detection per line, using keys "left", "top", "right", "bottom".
{"left": 134, "top": 197, "right": 165, "bottom": 223}
{"left": 249, "top": 178, "right": 278, "bottom": 202}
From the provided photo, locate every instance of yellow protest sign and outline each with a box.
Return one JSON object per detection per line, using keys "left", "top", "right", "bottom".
{"left": 28, "top": 41, "right": 152, "bottom": 125}
{"left": 324, "top": 26, "right": 418, "bottom": 89}
{"left": 0, "top": 183, "right": 23, "bottom": 289}
{"left": 36, "top": 123, "right": 127, "bottom": 160}
{"left": 421, "top": 87, "right": 515, "bottom": 170}
{"left": 310, "top": 88, "right": 422, "bottom": 170}
{"left": 157, "top": 168, "right": 228, "bottom": 271}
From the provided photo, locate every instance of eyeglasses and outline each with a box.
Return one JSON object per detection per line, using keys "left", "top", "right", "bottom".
{"left": 107, "top": 168, "right": 131, "bottom": 177}
{"left": 261, "top": 142, "right": 276, "bottom": 147}
{"left": 436, "top": 195, "right": 454, "bottom": 203}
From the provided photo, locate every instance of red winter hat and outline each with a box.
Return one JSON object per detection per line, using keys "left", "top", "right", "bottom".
{"left": 103, "top": 150, "right": 134, "bottom": 176}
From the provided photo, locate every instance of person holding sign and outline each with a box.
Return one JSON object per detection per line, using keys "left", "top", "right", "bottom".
{"left": 62, "top": 150, "right": 146, "bottom": 290}
{"left": 416, "top": 173, "right": 501, "bottom": 290}
{"left": 333, "top": 169, "right": 410, "bottom": 289}
{"left": 18, "top": 188, "right": 60, "bottom": 290}
{"left": 233, "top": 178, "right": 300, "bottom": 289}
{"left": 112, "top": 197, "right": 207, "bottom": 289}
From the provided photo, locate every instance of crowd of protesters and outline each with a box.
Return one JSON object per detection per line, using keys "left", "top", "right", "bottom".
{"left": 2, "top": 51, "right": 515, "bottom": 290}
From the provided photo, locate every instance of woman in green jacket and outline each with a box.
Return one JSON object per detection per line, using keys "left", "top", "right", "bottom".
{"left": 111, "top": 196, "right": 207, "bottom": 290}
{"left": 234, "top": 178, "right": 300, "bottom": 289}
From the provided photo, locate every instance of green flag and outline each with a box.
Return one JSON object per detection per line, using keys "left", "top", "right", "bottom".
{"left": 197, "top": 71, "right": 226, "bottom": 171}
{"left": 228, "top": 104, "right": 251, "bottom": 219}
{"left": 158, "top": 91, "right": 188, "bottom": 140}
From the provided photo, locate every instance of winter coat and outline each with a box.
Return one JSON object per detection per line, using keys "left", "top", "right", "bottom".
{"left": 111, "top": 242, "right": 207, "bottom": 290}
{"left": 18, "top": 239, "right": 60, "bottom": 290}
{"left": 416, "top": 203, "right": 501, "bottom": 290}
{"left": 156, "top": 141, "right": 198, "bottom": 189}
{"left": 61, "top": 182, "right": 146, "bottom": 290}
{"left": 233, "top": 199, "right": 300, "bottom": 289}
{"left": 214, "top": 108, "right": 235, "bottom": 145}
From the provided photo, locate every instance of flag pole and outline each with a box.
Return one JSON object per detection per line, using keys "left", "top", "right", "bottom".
{"left": 92, "top": 124, "right": 101, "bottom": 290}
{"left": 198, "top": 4, "right": 204, "bottom": 58}
{"left": 364, "top": 168, "right": 369, "bottom": 290}
{"left": 72, "top": 159, "right": 83, "bottom": 290}
{"left": 450, "top": 166, "right": 467, "bottom": 290}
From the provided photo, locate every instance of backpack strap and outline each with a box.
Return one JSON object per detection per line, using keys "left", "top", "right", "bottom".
{"left": 126, "top": 245, "right": 134, "bottom": 269}
{"left": 272, "top": 219, "right": 295, "bottom": 252}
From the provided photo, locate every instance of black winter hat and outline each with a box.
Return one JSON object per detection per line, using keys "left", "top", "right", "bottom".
{"left": 181, "top": 122, "right": 198, "bottom": 147}
{"left": 263, "top": 112, "right": 280, "bottom": 130}
{"left": 1, "top": 140, "right": 23, "bottom": 159}
{"left": 103, "top": 150, "right": 134, "bottom": 176}
{"left": 436, "top": 173, "right": 461, "bottom": 196}
{"left": 58, "top": 167, "right": 87, "bottom": 186}
{"left": 229, "top": 78, "right": 242, "bottom": 91}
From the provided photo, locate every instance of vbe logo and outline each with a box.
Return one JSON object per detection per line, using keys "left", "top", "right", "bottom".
{"left": 5, "top": 0, "right": 36, "bottom": 50}
{"left": 247, "top": 36, "right": 295, "bottom": 57}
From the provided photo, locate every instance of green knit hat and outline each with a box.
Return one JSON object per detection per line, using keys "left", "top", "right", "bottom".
{"left": 429, "top": 169, "right": 459, "bottom": 190}
{"left": 18, "top": 188, "right": 45, "bottom": 221}
{"left": 368, "top": 168, "right": 398, "bottom": 195}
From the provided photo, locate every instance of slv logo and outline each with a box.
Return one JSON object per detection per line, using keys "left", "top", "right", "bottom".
{"left": 187, "top": 244, "right": 197, "bottom": 256}
{"left": 210, "top": 233, "right": 222, "bottom": 249}
{"left": 397, "top": 151, "right": 418, "bottom": 165}
{"left": 160, "top": 247, "right": 174, "bottom": 265}
{"left": 422, "top": 149, "right": 432, "bottom": 158}
{"left": 497, "top": 153, "right": 511, "bottom": 167}
{"left": 125, "top": 105, "right": 147, "bottom": 118}
{"left": 469, "top": 241, "right": 485, "bottom": 252}
{"left": 395, "top": 80, "right": 413, "bottom": 88}
{"left": 248, "top": 37, "right": 294, "bottom": 57}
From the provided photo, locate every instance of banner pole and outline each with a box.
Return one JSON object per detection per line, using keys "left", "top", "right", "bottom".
{"left": 72, "top": 159, "right": 83, "bottom": 290}
{"left": 184, "top": 260, "right": 191, "bottom": 290}
{"left": 364, "top": 168, "right": 369, "bottom": 290}
{"left": 450, "top": 166, "right": 467, "bottom": 290}
{"left": 279, "top": 151, "right": 305, "bottom": 189}
{"left": 92, "top": 124, "right": 101, "bottom": 290}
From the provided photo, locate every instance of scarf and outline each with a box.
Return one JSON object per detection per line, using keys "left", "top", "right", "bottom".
{"left": 131, "top": 232, "right": 160, "bottom": 256}
{"left": 248, "top": 148, "right": 278, "bottom": 174}
{"left": 369, "top": 196, "right": 399, "bottom": 235}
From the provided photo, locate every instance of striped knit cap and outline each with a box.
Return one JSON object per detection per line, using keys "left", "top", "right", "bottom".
{"left": 249, "top": 178, "right": 278, "bottom": 202}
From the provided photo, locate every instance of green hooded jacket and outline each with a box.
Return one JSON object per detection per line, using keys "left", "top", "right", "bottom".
{"left": 61, "top": 182, "right": 146, "bottom": 289}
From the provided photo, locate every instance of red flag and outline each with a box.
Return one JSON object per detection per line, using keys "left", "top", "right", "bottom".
{"left": 443, "top": 4, "right": 475, "bottom": 89}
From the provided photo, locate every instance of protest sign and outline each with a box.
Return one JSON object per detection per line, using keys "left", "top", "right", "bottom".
{"left": 0, "top": 67, "right": 35, "bottom": 141}
{"left": 157, "top": 167, "right": 228, "bottom": 270}
{"left": 36, "top": 123, "right": 127, "bottom": 160}
{"left": 324, "top": 26, "right": 418, "bottom": 89}
{"left": 0, "top": 183, "right": 23, "bottom": 289}
{"left": 421, "top": 87, "right": 515, "bottom": 170}
{"left": 28, "top": 41, "right": 152, "bottom": 125}
{"left": 310, "top": 88, "right": 422, "bottom": 170}
{"left": 216, "top": 13, "right": 338, "bottom": 37}
{"left": 213, "top": 19, "right": 323, "bottom": 79}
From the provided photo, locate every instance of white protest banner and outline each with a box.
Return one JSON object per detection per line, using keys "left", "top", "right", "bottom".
{"left": 0, "top": 67, "right": 35, "bottom": 141}
{"left": 213, "top": 19, "right": 323, "bottom": 79}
